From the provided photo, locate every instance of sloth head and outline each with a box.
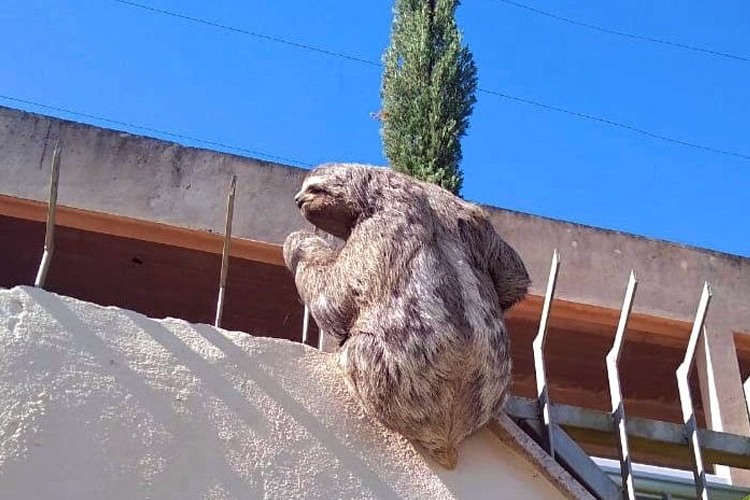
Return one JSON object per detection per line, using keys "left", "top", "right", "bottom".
{"left": 293, "top": 164, "right": 375, "bottom": 239}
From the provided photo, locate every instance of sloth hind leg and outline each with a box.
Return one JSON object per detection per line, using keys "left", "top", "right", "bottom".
{"left": 414, "top": 438, "right": 458, "bottom": 470}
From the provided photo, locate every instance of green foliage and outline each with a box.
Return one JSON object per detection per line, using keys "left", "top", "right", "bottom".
{"left": 380, "top": 0, "right": 478, "bottom": 196}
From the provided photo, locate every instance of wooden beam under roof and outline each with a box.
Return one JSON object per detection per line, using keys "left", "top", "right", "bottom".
{"left": 0, "top": 194, "right": 283, "bottom": 266}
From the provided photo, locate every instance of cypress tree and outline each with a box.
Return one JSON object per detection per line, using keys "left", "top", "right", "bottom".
{"left": 380, "top": 0, "right": 478, "bottom": 196}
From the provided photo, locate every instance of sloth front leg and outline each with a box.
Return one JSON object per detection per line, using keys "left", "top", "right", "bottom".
{"left": 283, "top": 230, "right": 356, "bottom": 344}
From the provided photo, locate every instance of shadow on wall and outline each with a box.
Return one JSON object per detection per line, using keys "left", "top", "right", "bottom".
{"left": 0, "top": 287, "right": 567, "bottom": 500}
{"left": 2, "top": 287, "right": 437, "bottom": 499}
{"left": 16, "top": 287, "right": 262, "bottom": 499}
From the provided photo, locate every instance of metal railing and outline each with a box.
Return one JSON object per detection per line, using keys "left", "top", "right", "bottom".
{"left": 506, "top": 250, "right": 750, "bottom": 499}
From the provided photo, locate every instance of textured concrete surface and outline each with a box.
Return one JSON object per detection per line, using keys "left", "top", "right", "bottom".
{"left": 0, "top": 286, "right": 570, "bottom": 499}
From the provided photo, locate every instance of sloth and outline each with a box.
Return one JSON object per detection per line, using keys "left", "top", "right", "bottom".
{"left": 283, "top": 163, "right": 530, "bottom": 469}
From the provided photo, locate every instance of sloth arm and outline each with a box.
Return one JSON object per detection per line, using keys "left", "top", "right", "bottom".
{"left": 285, "top": 206, "right": 430, "bottom": 343}
{"left": 482, "top": 224, "right": 531, "bottom": 311}
{"left": 456, "top": 213, "right": 530, "bottom": 311}
{"left": 283, "top": 230, "right": 356, "bottom": 343}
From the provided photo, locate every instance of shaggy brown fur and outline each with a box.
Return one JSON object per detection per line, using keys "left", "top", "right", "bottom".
{"left": 283, "top": 163, "right": 530, "bottom": 469}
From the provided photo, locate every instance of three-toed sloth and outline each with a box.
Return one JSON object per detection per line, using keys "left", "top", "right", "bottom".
{"left": 283, "top": 163, "right": 529, "bottom": 469}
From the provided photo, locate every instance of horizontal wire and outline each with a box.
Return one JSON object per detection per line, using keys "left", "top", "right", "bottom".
{"left": 113, "top": 0, "right": 381, "bottom": 67}
{"left": 479, "top": 89, "right": 750, "bottom": 161}
{"left": 491, "top": 0, "right": 750, "bottom": 64}
{"left": 70, "top": 1, "right": 750, "bottom": 161}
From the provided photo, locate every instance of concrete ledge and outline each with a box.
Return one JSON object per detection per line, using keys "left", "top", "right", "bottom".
{"left": 489, "top": 415, "right": 594, "bottom": 499}
{"left": 0, "top": 286, "right": 574, "bottom": 499}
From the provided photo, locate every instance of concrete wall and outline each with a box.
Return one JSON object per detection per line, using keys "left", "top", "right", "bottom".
{"left": 0, "top": 286, "right": 573, "bottom": 499}
{"left": 2, "top": 105, "right": 750, "bottom": 479}
{"left": 0, "top": 106, "right": 311, "bottom": 244}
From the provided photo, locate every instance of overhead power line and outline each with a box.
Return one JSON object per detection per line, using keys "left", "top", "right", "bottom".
{"left": 108, "top": 0, "right": 750, "bottom": 162}
{"left": 112, "top": 0, "right": 380, "bottom": 67}
{"left": 0, "top": 95, "right": 314, "bottom": 167}
{"left": 491, "top": 0, "right": 750, "bottom": 64}
{"left": 479, "top": 89, "right": 750, "bottom": 161}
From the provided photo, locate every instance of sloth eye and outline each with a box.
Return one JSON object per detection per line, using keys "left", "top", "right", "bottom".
{"left": 307, "top": 185, "right": 327, "bottom": 195}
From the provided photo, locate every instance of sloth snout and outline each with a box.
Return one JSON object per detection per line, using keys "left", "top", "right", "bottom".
{"left": 294, "top": 191, "right": 304, "bottom": 208}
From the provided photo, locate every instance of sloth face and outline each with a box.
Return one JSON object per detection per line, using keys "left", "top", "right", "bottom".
{"left": 293, "top": 167, "right": 363, "bottom": 239}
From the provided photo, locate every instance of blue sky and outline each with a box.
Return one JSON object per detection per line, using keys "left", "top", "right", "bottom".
{"left": 2, "top": 0, "right": 749, "bottom": 256}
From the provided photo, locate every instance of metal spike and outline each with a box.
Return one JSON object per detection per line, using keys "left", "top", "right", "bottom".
{"left": 676, "top": 282, "right": 712, "bottom": 500}
{"left": 606, "top": 270, "right": 638, "bottom": 499}
{"left": 214, "top": 175, "right": 237, "bottom": 328}
{"left": 35, "top": 143, "right": 62, "bottom": 288}
{"left": 302, "top": 305, "right": 310, "bottom": 345}
{"left": 533, "top": 249, "right": 561, "bottom": 456}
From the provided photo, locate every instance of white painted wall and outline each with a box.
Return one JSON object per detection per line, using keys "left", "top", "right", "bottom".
{"left": 0, "top": 286, "right": 569, "bottom": 499}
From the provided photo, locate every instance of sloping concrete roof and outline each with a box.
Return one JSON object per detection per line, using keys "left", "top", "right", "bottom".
{"left": 0, "top": 286, "right": 585, "bottom": 499}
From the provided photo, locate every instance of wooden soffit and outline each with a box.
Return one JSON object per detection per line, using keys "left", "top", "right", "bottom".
{"left": 0, "top": 194, "right": 282, "bottom": 266}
